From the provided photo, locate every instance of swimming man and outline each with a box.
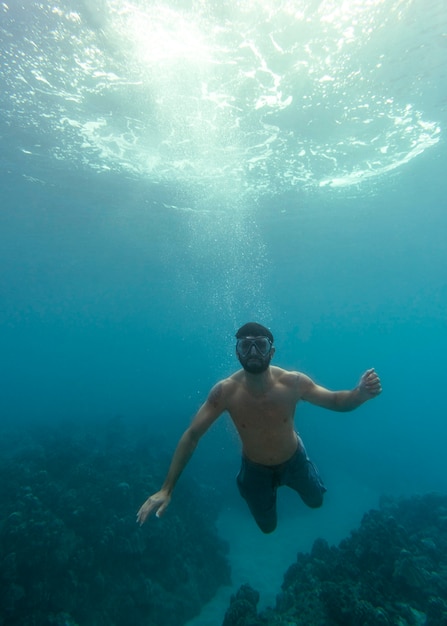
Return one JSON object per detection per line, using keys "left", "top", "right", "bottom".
{"left": 137, "top": 322, "right": 382, "bottom": 533}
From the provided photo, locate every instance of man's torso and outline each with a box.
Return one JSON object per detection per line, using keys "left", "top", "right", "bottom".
{"left": 222, "top": 366, "right": 304, "bottom": 465}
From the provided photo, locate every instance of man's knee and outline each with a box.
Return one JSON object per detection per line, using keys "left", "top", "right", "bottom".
{"left": 307, "top": 497, "right": 324, "bottom": 509}
{"left": 301, "top": 471, "right": 327, "bottom": 509}
{"left": 251, "top": 507, "right": 277, "bottom": 533}
{"left": 257, "top": 519, "right": 277, "bottom": 534}
{"left": 302, "top": 489, "right": 325, "bottom": 509}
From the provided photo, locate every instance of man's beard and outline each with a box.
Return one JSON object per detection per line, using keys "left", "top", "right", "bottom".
{"left": 239, "top": 355, "right": 271, "bottom": 374}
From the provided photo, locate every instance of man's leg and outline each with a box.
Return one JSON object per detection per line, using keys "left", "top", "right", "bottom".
{"left": 281, "top": 446, "right": 327, "bottom": 508}
{"left": 236, "top": 457, "right": 278, "bottom": 533}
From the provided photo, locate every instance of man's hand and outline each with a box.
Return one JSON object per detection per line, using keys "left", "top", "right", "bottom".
{"left": 137, "top": 489, "right": 171, "bottom": 525}
{"left": 358, "top": 368, "right": 382, "bottom": 399}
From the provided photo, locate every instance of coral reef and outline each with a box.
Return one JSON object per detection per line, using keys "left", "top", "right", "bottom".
{"left": 222, "top": 493, "right": 447, "bottom": 626}
{"left": 0, "top": 419, "right": 230, "bottom": 626}
{"left": 223, "top": 584, "right": 260, "bottom": 626}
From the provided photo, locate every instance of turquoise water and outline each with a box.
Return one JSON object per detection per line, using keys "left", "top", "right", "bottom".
{"left": 1, "top": 1, "right": 447, "bottom": 623}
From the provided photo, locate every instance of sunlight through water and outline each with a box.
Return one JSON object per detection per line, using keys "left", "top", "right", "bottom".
{"left": 1, "top": 0, "right": 445, "bottom": 203}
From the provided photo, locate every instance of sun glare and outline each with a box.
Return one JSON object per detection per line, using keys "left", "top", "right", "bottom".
{"left": 120, "top": 5, "right": 212, "bottom": 66}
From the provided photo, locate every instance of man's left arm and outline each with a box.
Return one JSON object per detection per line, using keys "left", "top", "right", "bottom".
{"left": 300, "top": 368, "right": 382, "bottom": 412}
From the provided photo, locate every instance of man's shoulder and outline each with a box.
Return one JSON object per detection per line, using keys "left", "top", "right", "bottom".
{"left": 217, "top": 367, "right": 306, "bottom": 389}
{"left": 271, "top": 366, "right": 303, "bottom": 383}
{"left": 204, "top": 373, "right": 243, "bottom": 409}
{"left": 209, "top": 372, "right": 241, "bottom": 394}
{"left": 226, "top": 366, "right": 305, "bottom": 384}
{"left": 225, "top": 370, "right": 245, "bottom": 386}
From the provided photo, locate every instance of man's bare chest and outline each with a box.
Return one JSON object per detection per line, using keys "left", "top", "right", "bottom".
{"left": 228, "top": 390, "right": 296, "bottom": 428}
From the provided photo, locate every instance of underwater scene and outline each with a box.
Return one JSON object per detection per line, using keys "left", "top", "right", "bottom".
{"left": 1, "top": 1, "right": 447, "bottom": 625}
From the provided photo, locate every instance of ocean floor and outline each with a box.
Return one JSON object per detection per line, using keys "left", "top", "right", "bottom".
{"left": 185, "top": 470, "right": 380, "bottom": 625}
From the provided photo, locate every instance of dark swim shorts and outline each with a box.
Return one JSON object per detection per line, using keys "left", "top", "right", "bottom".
{"left": 236, "top": 443, "right": 327, "bottom": 533}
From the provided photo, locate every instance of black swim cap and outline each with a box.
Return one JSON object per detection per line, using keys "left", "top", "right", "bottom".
{"left": 235, "top": 322, "right": 274, "bottom": 343}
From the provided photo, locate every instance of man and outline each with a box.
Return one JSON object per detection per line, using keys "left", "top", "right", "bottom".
{"left": 137, "top": 322, "right": 382, "bottom": 533}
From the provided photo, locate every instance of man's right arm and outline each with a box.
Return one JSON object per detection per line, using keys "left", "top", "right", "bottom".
{"left": 136, "top": 381, "right": 227, "bottom": 525}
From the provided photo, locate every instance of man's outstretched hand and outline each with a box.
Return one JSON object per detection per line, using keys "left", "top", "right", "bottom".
{"left": 358, "top": 368, "right": 382, "bottom": 399}
{"left": 137, "top": 489, "right": 171, "bottom": 525}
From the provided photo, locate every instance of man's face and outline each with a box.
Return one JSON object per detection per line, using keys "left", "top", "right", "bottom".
{"left": 236, "top": 336, "right": 274, "bottom": 374}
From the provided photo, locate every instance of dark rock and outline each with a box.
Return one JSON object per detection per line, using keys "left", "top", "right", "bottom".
{"left": 223, "top": 584, "right": 261, "bottom": 626}
{"left": 222, "top": 493, "right": 447, "bottom": 626}
{"left": 0, "top": 421, "right": 231, "bottom": 626}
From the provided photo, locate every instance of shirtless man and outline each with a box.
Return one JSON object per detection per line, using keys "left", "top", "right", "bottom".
{"left": 137, "top": 322, "right": 382, "bottom": 533}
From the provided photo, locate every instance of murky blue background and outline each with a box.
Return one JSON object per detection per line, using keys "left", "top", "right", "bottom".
{"left": 1, "top": 1, "right": 446, "bottom": 616}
